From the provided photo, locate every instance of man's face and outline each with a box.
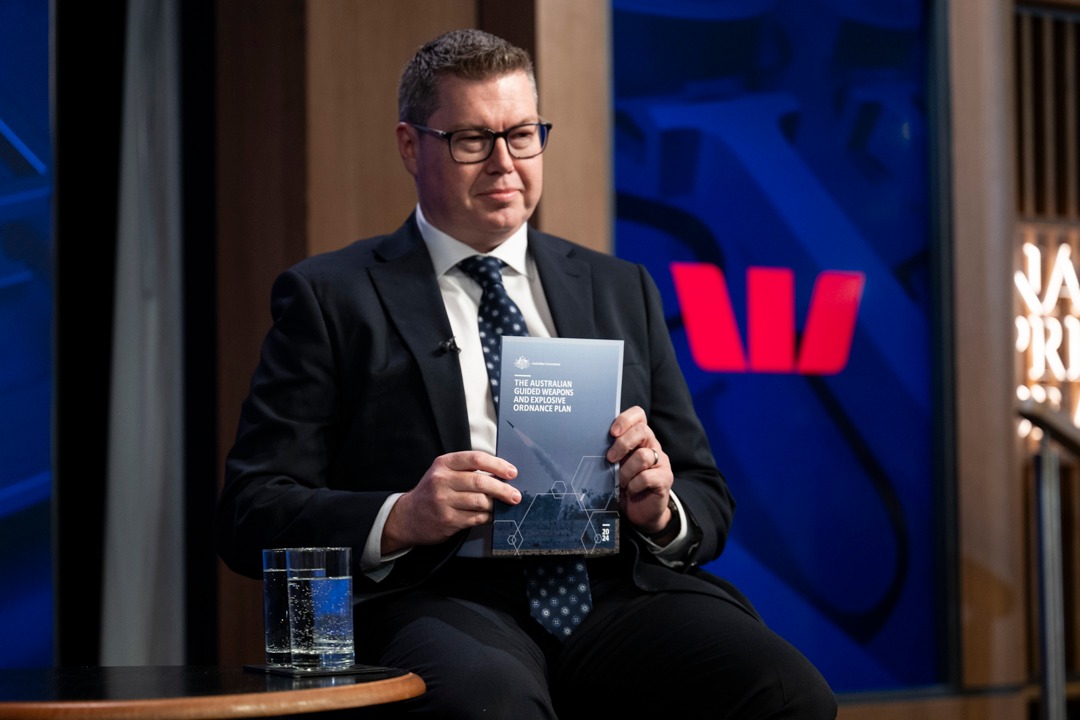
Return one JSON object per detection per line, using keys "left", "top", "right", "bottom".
{"left": 397, "top": 71, "right": 543, "bottom": 253}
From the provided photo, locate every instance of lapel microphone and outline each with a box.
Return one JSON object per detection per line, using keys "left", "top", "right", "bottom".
{"left": 438, "top": 337, "right": 461, "bottom": 354}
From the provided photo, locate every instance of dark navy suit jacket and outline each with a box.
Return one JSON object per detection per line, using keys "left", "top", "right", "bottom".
{"left": 216, "top": 216, "right": 751, "bottom": 612}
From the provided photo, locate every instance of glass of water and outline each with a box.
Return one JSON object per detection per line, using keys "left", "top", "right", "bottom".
{"left": 285, "top": 547, "right": 354, "bottom": 670}
{"left": 261, "top": 549, "right": 291, "bottom": 666}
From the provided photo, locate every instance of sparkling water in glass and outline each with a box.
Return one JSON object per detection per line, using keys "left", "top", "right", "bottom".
{"left": 286, "top": 547, "right": 354, "bottom": 670}
{"left": 261, "top": 549, "right": 291, "bottom": 666}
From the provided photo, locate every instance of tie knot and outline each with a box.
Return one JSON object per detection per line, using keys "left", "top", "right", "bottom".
{"left": 458, "top": 255, "right": 505, "bottom": 289}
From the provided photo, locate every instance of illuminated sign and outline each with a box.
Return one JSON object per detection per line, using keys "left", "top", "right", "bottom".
{"left": 1015, "top": 235, "right": 1080, "bottom": 427}
{"left": 670, "top": 262, "right": 865, "bottom": 374}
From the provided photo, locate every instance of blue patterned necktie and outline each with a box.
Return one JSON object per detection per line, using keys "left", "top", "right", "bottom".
{"left": 457, "top": 255, "right": 527, "bottom": 410}
{"left": 458, "top": 255, "right": 593, "bottom": 639}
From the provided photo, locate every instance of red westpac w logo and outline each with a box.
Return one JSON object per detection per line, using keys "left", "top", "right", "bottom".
{"left": 670, "top": 263, "right": 865, "bottom": 375}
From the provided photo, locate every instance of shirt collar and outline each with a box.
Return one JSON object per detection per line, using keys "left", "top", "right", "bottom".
{"left": 415, "top": 204, "right": 530, "bottom": 278}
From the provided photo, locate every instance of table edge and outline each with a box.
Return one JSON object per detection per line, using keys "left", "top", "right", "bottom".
{"left": 0, "top": 672, "right": 426, "bottom": 719}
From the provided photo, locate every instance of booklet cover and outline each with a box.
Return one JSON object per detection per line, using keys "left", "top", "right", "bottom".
{"left": 492, "top": 336, "right": 624, "bottom": 556}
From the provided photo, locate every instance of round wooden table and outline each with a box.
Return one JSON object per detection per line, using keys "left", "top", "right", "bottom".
{"left": 0, "top": 665, "right": 426, "bottom": 719}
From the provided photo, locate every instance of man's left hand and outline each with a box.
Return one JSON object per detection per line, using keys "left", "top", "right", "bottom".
{"left": 607, "top": 405, "right": 673, "bottom": 537}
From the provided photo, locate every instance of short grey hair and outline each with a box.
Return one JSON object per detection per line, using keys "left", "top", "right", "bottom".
{"left": 398, "top": 29, "right": 537, "bottom": 124}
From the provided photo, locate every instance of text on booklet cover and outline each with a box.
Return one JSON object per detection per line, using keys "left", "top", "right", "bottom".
{"left": 493, "top": 336, "right": 624, "bottom": 556}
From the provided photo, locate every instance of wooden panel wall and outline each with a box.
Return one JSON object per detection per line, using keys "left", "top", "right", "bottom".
{"left": 949, "top": 0, "right": 1026, "bottom": 692}
{"left": 533, "top": 0, "right": 612, "bottom": 253}
{"left": 216, "top": 0, "right": 309, "bottom": 666}
{"left": 305, "top": 0, "right": 477, "bottom": 256}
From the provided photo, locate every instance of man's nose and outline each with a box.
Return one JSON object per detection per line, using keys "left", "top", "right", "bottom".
{"left": 485, "top": 136, "right": 516, "bottom": 171}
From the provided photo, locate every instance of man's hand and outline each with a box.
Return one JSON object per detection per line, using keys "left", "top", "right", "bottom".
{"left": 382, "top": 451, "right": 521, "bottom": 554}
{"left": 608, "top": 406, "right": 674, "bottom": 538}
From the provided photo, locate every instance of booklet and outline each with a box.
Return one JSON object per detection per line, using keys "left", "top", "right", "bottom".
{"left": 492, "top": 336, "right": 623, "bottom": 556}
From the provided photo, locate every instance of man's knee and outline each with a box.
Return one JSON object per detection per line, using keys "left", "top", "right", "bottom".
{"left": 781, "top": 667, "right": 837, "bottom": 720}
{"left": 396, "top": 645, "right": 555, "bottom": 719}
{"left": 729, "top": 635, "right": 837, "bottom": 720}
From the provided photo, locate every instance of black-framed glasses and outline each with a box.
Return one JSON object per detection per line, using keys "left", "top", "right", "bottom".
{"left": 410, "top": 122, "right": 552, "bottom": 164}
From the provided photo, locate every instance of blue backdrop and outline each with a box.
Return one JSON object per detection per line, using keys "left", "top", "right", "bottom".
{"left": 612, "top": 0, "right": 940, "bottom": 692}
{"left": 0, "top": 0, "right": 53, "bottom": 667}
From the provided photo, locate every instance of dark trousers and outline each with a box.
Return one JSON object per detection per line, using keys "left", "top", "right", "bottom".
{"left": 352, "top": 556, "right": 836, "bottom": 719}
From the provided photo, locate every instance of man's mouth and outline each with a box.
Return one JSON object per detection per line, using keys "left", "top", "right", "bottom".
{"left": 480, "top": 188, "right": 520, "bottom": 202}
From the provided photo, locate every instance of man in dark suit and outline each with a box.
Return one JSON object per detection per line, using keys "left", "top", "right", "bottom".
{"left": 216, "top": 28, "right": 835, "bottom": 719}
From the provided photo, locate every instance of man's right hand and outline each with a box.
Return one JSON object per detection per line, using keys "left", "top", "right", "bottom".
{"left": 381, "top": 451, "right": 521, "bottom": 554}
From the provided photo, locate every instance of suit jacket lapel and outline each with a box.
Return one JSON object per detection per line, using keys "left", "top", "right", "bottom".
{"left": 368, "top": 219, "right": 472, "bottom": 453}
{"left": 529, "top": 230, "right": 598, "bottom": 339}
{"left": 365, "top": 223, "right": 596, "bottom": 454}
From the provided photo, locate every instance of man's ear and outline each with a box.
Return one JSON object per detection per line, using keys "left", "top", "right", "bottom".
{"left": 396, "top": 122, "right": 420, "bottom": 178}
